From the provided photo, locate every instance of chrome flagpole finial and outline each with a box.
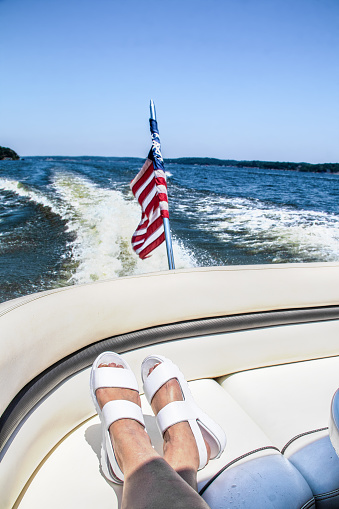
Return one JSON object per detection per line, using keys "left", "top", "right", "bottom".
{"left": 150, "top": 99, "right": 157, "bottom": 121}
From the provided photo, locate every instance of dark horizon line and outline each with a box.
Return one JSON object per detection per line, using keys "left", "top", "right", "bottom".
{"left": 13, "top": 154, "right": 339, "bottom": 166}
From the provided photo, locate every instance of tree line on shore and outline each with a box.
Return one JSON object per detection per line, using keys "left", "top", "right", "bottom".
{"left": 1, "top": 147, "right": 338, "bottom": 173}
{"left": 0, "top": 146, "right": 20, "bottom": 160}
{"left": 166, "top": 157, "right": 339, "bottom": 174}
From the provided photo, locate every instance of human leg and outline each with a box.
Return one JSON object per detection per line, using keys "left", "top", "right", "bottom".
{"left": 141, "top": 355, "right": 227, "bottom": 491}
{"left": 147, "top": 366, "right": 208, "bottom": 490}
{"left": 92, "top": 353, "right": 211, "bottom": 509}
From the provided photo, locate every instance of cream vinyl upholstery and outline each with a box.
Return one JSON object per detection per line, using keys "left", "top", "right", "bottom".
{"left": 9, "top": 377, "right": 279, "bottom": 509}
{"left": 0, "top": 263, "right": 339, "bottom": 508}
{"left": 219, "top": 356, "right": 339, "bottom": 452}
{"left": 8, "top": 356, "right": 339, "bottom": 509}
{"left": 1, "top": 262, "right": 339, "bottom": 412}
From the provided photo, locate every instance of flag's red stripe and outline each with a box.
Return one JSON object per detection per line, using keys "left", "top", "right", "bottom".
{"left": 138, "top": 232, "right": 166, "bottom": 259}
{"left": 132, "top": 164, "right": 154, "bottom": 195}
{"left": 132, "top": 216, "right": 163, "bottom": 244}
{"left": 133, "top": 226, "right": 164, "bottom": 254}
{"left": 155, "top": 176, "right": 167, "bottom": 187}
{"left": 130, "top": 160, "right": 153, "bottom": 195}
{"left": 142, "top": 216, "right": 163, "bottom": 238}
{"left": 160, "top": 210, "right": 169, "bottom": 219}
{"left": 138, "top": 179, "right": 156, "bottom": 208}
{"left": 130, "top": 151, "right": 170, "bottom": 259}
{"left": 157, "top": 192, "right": 168, "bottom": 202}
{"left": 145, "top": 195, "right": 159, "bottom": 219}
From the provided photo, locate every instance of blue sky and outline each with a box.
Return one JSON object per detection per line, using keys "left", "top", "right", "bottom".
{"left": 1, "top": 0, "right": 339, "bottom": 163}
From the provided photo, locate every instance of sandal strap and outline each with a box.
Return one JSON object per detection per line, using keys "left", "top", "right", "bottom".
{"left": 143, "top": 360, "right": 181, "bottom": 402}
{"left": 157, "top": 400, "right": 208, "bottom": 469}
{"left": 157, "top": 400, "right": 195, "bottom": 433}
{"left": 102, "top": 400, "right": 145, "bottom": 430}
{"left": 141, "top": 355, "right": 226, "bottom": 471}
{"left": 93, "top": 366, "right": 139, "bottom": 392}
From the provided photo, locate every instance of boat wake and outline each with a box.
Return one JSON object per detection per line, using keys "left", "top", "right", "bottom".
{"left": 0, "top": 173, "right": 196, "bottom": 291}
{"left": 177, "top": 192, "right": 339, "bottom": 263}
{"left": 0, "top": 158, "right": 338, "bottom": 303}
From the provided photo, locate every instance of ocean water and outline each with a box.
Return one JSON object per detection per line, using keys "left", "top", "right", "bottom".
{"left": 0, "top": 156, "right": 338, "bottom": 303}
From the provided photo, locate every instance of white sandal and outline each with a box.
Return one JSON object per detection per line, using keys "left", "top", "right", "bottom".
{"left": 141, "top": 355, "right": 226, "bottom": 470}
{"left": 90, "top": 351, "right": 146, "bottom": 484}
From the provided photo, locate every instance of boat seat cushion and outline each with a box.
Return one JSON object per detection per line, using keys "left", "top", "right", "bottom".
{"left": 201, "top": 453, "right": 315, "bottom": 509}
{"left": 330, "top": 389, "right": 339, "bottom": 457}
{"left": 14, "top": 378, "right": 279, "bottom": 508}
{"left": 219, "top": 356, "right": 339, "bottom": 508}
{"left": 218, "top": 356, "right": 339, "bottom": 450}
{"left": 7, "top": 362, "right": 339, "bottom": 509}
{"left": 288, "top": 436, "right": 339, "bottom": 508}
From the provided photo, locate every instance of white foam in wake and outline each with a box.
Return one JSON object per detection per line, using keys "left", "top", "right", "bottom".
{"left": 193, "top": 195, "right": 339, "bottom": 262}
{"left": 0, "top": 177, "right": 58, "bottom": 213}
{"left": 51, "top": 172, "right": 196, "bottom": 284}
{"left": 0, "top": 173, "right": 196, "bottom": 284}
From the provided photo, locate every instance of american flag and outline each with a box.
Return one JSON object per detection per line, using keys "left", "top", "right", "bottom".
{"left": 130, "top": 119, "right": 169, "bottom": 259}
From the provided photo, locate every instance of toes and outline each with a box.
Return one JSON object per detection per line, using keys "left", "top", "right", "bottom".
{"left": 148, "top": 365, "right": 183, "bottom": 415}
{"left": 148, "top": 362, "right": 160, "bottom": 377}
{"left": 98, "top": 362, "right": 124, "bottom": 369}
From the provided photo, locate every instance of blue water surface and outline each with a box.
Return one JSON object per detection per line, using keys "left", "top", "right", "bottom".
{"left": 0, "top": 157, "right": 338, "bottom": 302}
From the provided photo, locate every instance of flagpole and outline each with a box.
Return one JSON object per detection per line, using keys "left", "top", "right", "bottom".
{"left": 150, "top": 100, "right": 175, "bottom": 270}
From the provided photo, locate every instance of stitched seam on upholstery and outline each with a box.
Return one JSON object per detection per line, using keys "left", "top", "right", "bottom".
{"left": 281, "top": 427, "right": 329, "bottom": 454}
{"left": 315, "top": 488, "right": 339, "bottom": 500}
{"left": 199, "top": 446, "right": 280, "bottom": 496}
{"left": 300, "top": 498, "right": 316, "bottom": 509}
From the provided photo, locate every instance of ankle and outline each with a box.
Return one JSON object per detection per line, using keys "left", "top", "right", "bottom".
{"left": 163, "top": 422, "right": 212, "bottom": 472}
{"left": 109, "top": 420, "right": 156, "bottom": 476}
{"left": 163, "top": 423, "right": 200, "bottom": 471}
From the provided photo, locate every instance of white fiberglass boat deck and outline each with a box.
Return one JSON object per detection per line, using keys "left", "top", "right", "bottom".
{"left": 1, "top": 263, "right": 339, "bottom": 508}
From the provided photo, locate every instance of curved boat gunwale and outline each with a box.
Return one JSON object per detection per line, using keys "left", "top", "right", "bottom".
{"left": 1, "top": 304, "right": 339, "bottom": 456}
{"left": 1, "top": 262, "right": 339, "bottom": 509}
{"left": 2, "top": 261, "right": 339, "bottom": 317}
{"left": 2, "top": 262, "right": 339, "bottom": 413}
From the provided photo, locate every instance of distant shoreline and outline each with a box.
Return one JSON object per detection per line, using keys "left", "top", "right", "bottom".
{"left": 0, "top": 146, "right": 19, "bottom": 160}
{"left": 165, "top": 157, "right": 339, "bottom": 174}
{"left": 1, "top": 153, "right": 338, "bottom": 174}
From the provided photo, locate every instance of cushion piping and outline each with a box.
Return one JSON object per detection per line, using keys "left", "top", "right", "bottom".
{"left": 281, "top": 427, "right": 328, "bottom": 455}
{"left": 199, "top": 445, "right": 280, "bottom": 495}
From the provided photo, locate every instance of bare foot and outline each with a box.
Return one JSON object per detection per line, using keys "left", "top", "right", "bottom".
{"left": 96, "top": 362, "right": 153, "bottom": 476}
{"left": 149, "top": 363, "right": 211, "bottom": 474}
{"left": 96, "top": 362, "right": 140, "bottom": 410}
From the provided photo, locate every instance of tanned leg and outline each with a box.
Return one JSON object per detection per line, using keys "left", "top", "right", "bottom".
{"left": 96, "top": 362, "right": 211, "bottom": 509}
{"left": 148, "top": 363, "right": 211, "bottom": 491}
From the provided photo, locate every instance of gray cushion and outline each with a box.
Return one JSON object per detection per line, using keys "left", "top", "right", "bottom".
{"left": 329, "top": 389, "right": 339, "bottom": 457}
{"left": 201, "top": 454, "right": 315, "bottom": 509}
{"left": 289, "top": 436, "right": 339, "bottom": 509}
